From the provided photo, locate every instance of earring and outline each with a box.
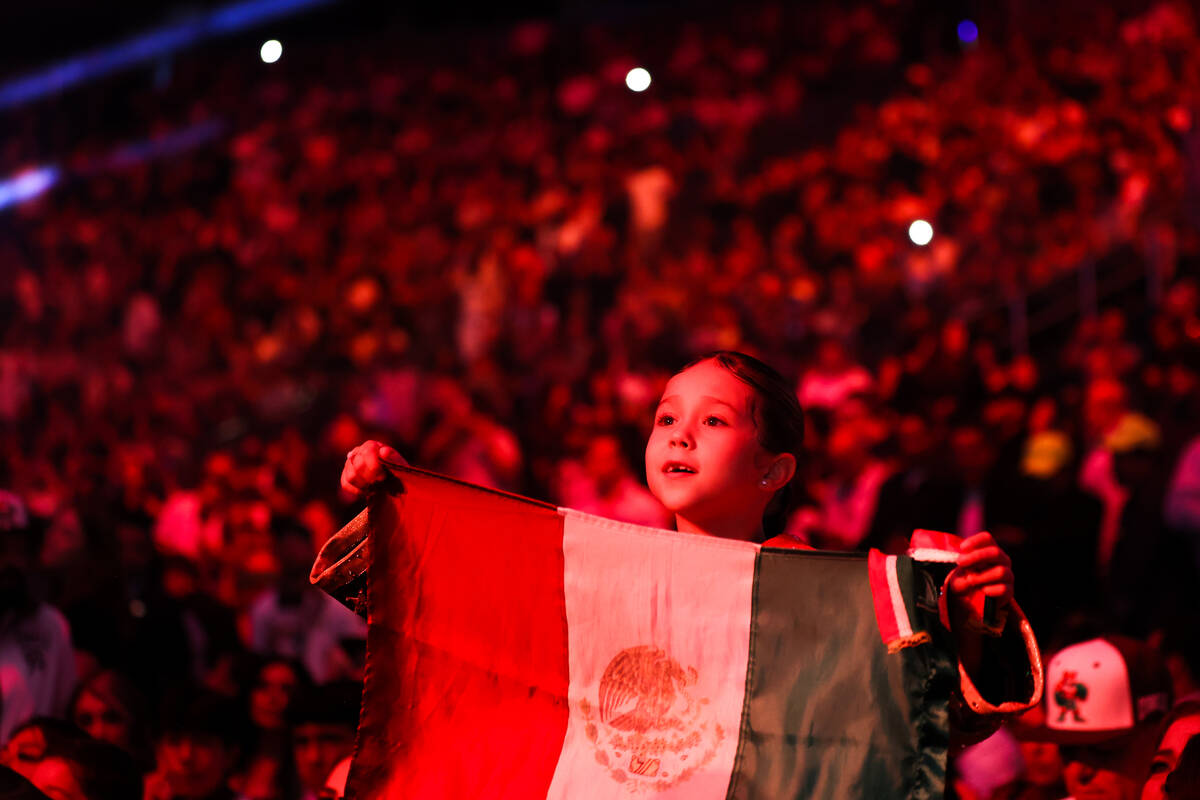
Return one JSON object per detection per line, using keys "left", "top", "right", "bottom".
{"left": 759, "top": 478, "right": 769, "bottom": 487}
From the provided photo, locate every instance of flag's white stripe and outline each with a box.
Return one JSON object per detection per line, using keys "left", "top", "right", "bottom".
{"left": 907, "top": 547, "right": 959, "bottom": 563}
{"left": 547, "top": 509, "right": 759, "bottom": 799}
{"left": 885, "top": 555, "right": 913, "bottom": 639}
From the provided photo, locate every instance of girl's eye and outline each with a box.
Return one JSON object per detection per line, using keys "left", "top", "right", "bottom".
{"left": 703, "top": 416, "right": 726, "bottom": 426}
{"left": 656, "top": 415, "right": 675, "bottom": 426}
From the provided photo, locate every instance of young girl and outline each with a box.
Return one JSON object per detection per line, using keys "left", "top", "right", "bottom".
{"left": 333, "top": 349, "right": 1040, "bottom": 791}
{"left": 340, "top": 351, "right": 1015, "bottom": 615}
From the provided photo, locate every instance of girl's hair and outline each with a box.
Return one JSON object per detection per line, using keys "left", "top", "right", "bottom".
{"left": 684, "top": 351, "right": 805, "bottom": 538}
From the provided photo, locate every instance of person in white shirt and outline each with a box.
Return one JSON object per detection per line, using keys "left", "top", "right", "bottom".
{"left": 249, "top": 518, "right": 365, "bottom": 685}
{"left": 0, "top": 491, "right": 76, "bottom": 744}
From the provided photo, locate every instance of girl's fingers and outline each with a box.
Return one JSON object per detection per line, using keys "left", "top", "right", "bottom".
{"left": 949, "top": 533, "right": 1017, "bottom": 610}
{"left": 957, "top": 545, "right": 1012, "bottom": 570}
{"left": 959, "top": 532, "right": 996, "bottom": 551}
{"left": 951, "top": 564, "right": 1013, "bottom": 590}
{"left": 340, "top": 459, "right": 363, "bottom": 496}
{"left": 342, "top": 440, "right": 401, "bottom": 495}
{"left": 379, "top": 445, "right": 407, "bottom": 465}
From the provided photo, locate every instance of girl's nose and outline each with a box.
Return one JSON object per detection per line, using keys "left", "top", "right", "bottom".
{"left": 670, "top": 430, "right": 692, "bottom": 448}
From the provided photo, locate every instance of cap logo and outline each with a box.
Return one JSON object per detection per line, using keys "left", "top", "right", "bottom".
{"left": 1053, "top": 670, "right": 1089, "bottom": 723}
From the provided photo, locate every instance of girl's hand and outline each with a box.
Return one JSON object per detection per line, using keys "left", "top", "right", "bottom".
{"left": 946, "top": 531, "right": 1014, "bottom": 607}
{"left": 340, "top": 440, "right": 407, "bottom": 499}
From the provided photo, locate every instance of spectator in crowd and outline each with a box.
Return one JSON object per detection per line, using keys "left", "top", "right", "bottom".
{"left": 1157, "top": 618, "right": 1200, "bottom": 708}
{"left": 288, "top": 682, "right": 360, "bottom": 800}
{"left": 249, "top": 519, "right": 365, "bottom": 685}
{"left": 0, "top": 718, "right": 138, "bottom": 800}
{"left": 22, "top": 737, "right": 139, "bottom": 800}
{"left": 952, "top": 728, "right": 1026, "bottom": 800}
{"left": 883, "top": 423, "right": 1007, "bottom": 546}
{"left": 555, "top": 433, "right": 671, "bottom": 528}
{"left": 68, "top": 670, "right": 153, "bottom": 772}
{"left": 144, "top": 690, "right": 245, "bottom": 800}
{"left": 1005, "top": 431, "right": 1103, "bottom": 636}
{"left": 246, "top": 657, "right": 308, "bottom": 735}
{"left": 797, "top": 338, "right": 873, "bottom": 412}
{"left": 1143, "top": 702, "right": 1200, "bottom": 800}
{"left": 0, "top": 719, "right": 80, "bottom": 783}
{"left": 1078, "top": 379, "right": 1134, "bottom": 576}
{"left": 0, "top": 493, "right": 76, "bottom": 744}
{"left": 1008, "top": 706, "right": 1067, "bottom": 800}
{"left": 233, "top": 657, "right": 311, "bottom": 800}
{"left": 1029, "top": 636, "right": 1172, "bottom": 800}
{"left": 799, "top": 418, "right": 891, "bottom": 549}
{"left": 867, "top": 413, "right": 943, "bottom": 553}
{"left": 1164, "top": 432, "right": 1200, "bottom": 571}
{"left": 1105, "top": 414, "right": 1179, "bottom": 633}
{"left": 1161, "top": 734, "right": 1200, "bottom": 800}
{"left": 1, "top": 0, "right": 1200, "bottom": 791}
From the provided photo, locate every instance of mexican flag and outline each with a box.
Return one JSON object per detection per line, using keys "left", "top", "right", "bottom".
{"left": 333, "top": 466, "right": 965, "bottom": 799}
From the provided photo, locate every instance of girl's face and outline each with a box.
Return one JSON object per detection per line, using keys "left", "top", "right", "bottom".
{"left": 645, "top": 360, "right": 784, "bottom": 538}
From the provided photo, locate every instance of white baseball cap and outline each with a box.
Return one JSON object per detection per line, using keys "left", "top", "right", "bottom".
{"left": 1041, "top": 636, "right": 1170, "bottom": 743}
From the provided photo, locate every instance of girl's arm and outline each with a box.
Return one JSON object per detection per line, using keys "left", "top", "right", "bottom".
{"left": 943, "top": 532, "right": 1043, "bottom": 749}
{"left": 946, "top": 532, "right": 1014, "bottom": 699}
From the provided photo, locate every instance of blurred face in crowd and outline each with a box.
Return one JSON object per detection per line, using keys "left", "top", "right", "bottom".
{"left": 584, "top": 435, "right": 626, "bottom": 494}
{"left": 293, "top": 722, "right": 355, "bottom": 794}
{"left": 815, "top": 339, "right": 847, "bottom": 372}
{"left": 157, "top": 732, "right": 236, "bottom": 798}
{"left": 28, "top": 757, "right": 86, "bottom": 800}
{"left": 275, "top": 532, "right": 315, "bottom": 598}
{"left": 1013, "top": 707, "right": 1064, "bottom": 788}
{"left": 1142, "top": 711, "right": 1200, "bottom": 800}
{"left": 827, "top": 423, "right": 869, "bottom": 479}
{"left": 162, "top": 559, "right": 199, "bottom": 600}
{"left": 951, "top": 427, "right": 994, "bottom": 487}
{"left": 645, "top": 359, "right": 790, "bottom": 539}
{"left": 73, "top": 689, "right": 134, "bottom": 752}
{"left": 941, "top": 319, "right": 969, "bottom": 357}
{"left": 1063, "top": 727, "right": 1159, "bottom": 800}
{"left": 0, "top": 725, "right": 48, "bottom": 780}
{"left": 1084, "top": 378, "right": 1127, "bottom": 438}
{"left": 250, "top": 662, "right": 300, "bottom": 731}
{"left": 896, "top": 415, "right": 933, "bottom": 462}
{"left": 1021, "top": 740, "right": 1064, "bottom": 787}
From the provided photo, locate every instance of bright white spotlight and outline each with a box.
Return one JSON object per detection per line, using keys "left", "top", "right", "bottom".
{"left": 625, "top": 67, "right": 651, "bottom": 92}
{"left": 260, "top": 39, "right": 282, "bottom": 64}
{"left": 908, "top": 219, "right": 933, "bottom": 245}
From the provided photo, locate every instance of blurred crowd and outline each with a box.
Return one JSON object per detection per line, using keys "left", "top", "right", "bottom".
{"left": 2, "top": 0, "right": 1200, "bottom": 796}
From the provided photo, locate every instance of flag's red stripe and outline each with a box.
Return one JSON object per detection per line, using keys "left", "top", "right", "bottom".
{"left": 350, "top": 469, "right": 569, "bottom": 798}
{"left": 867, "top": 550, "right": 901, "bottom": 646}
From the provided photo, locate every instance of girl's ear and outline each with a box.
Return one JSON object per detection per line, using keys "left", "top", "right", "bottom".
{"left": 762, "top": 453, "right": 796, "bottom": 492}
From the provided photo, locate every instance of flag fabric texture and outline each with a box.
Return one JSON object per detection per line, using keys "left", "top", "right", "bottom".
{"left": 332, "top": 465, "right": 1010, "bottom": 799}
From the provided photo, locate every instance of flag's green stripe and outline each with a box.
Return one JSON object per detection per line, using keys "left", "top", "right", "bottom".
{"left": 725, "top": 551, "right": 954, "bottom": 800}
